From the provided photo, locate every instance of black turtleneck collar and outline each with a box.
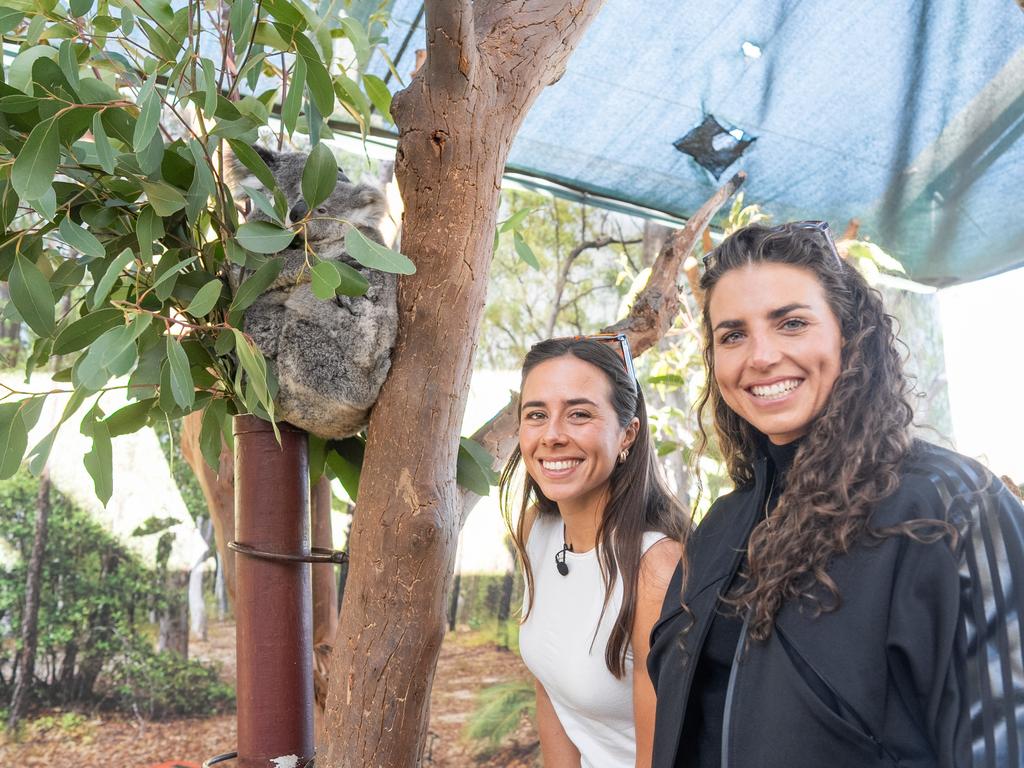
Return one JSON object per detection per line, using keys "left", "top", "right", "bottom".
{"left": 763, "top": 436, "right": 800, "bottom": 478}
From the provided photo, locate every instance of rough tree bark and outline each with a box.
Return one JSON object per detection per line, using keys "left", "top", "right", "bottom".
{"left": 181, "top": 411, "right": 236, "bottom": 602}
{"left": 318, "top": 2, "right": 606, "bottom": 765}
{"left": 8, "top": 470, "right": 51, "bottom": 730}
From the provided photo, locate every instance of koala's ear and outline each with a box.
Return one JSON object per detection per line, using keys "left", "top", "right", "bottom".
{"left": 252, "top": 145, "right": 279, "bottom": 168}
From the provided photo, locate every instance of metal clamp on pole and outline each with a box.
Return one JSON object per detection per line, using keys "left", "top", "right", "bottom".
{"left": 228, "top": 540, "right": 349, "bottom": 564}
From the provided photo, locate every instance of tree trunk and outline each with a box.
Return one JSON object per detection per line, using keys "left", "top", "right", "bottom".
{"left": 318, "top": 2, "right": 605, "bottom": 765}
{"left": 180, "top": 411, "right": 236, "bottom": 603}
{"left": 311, "top": 475, "right": 337, "bottom": 648}
{"left": 8, "top": 470, "right": 51, "bottom": 729}
{"left": 157, "top": 570, "right": 190, "bottom": 658}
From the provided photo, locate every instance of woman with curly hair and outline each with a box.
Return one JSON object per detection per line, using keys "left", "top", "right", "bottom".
{"left": 648, "top": 222, "right": 1024, "bottom": 767}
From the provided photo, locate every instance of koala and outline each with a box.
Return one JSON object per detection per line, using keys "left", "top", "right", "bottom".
{"left": 229, "top": 146, "right": 398, "bottom": 439}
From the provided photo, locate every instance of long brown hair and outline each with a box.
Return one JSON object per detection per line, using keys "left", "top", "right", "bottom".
{"left": 501, "top": 338, "right": 686, "bottom": 678}
{"left": 697, "top": 223, "right": 943, "bottom": 642}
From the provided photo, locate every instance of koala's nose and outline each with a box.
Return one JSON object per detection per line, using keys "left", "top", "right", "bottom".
{"left": 289, "top": 201, "right": 309, "bottom": 222}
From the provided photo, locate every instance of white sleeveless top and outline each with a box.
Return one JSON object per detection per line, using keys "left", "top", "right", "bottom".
{"left": 519, "top": 513, "right": 667, "bottom": 768}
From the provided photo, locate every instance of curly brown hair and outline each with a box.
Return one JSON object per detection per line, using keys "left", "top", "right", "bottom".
{"left": 696, "top": 222, "right": 942, "bottom": 642}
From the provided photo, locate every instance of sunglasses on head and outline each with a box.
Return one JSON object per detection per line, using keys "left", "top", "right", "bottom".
{"left": 554, "top": 333, "right": 638, "bottom": 394}
{"left": 702, "top": 220, "right": 842, "bottom": 270}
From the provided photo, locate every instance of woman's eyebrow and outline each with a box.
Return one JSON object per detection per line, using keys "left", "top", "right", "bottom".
{"left": 520, "top": 397, "right": 598, "bottom": 411}
{"left": 767, "top": 302, "right": 812, "bottom": 319}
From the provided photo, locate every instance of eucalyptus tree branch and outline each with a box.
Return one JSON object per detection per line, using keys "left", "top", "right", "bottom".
{"left": 459, "top": 171, "right": 746, "bottom": 515}
{"left": 424, "top": 0, "right": 477, "bottom": 87}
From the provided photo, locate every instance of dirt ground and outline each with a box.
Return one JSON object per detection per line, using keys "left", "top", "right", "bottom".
{"left": 0, "top": 621, "right": 539, "bottom": 768}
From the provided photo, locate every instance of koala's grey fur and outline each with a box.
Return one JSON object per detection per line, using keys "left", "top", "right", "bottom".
{"left": 229, "top": 146, "right": 398, "bottom": 439}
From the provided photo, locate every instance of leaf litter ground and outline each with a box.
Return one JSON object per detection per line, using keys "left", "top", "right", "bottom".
{"left": 0, "top": 620, "right": 540, "bottom": 767}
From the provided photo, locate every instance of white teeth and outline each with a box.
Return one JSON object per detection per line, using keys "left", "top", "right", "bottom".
{"left": 750, "top": 379, "right": 801, "bottom": 399}
{"left": 541, "top": 459, "right": 582, "bottom": 471}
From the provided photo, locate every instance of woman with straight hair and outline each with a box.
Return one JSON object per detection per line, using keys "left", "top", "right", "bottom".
{"left": 502, "top": 335, "right": 687, "bottom": 768}
{"left": 648, "top": 221, "right": 1024, "bottom": 767}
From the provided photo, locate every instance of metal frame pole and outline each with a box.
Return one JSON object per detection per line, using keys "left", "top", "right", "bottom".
{"left": 233, "top": 416, "right": 313, "bottom": 768}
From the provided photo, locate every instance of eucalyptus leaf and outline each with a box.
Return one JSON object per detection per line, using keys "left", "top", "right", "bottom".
{"left": 9, "top": 254, "right": 56, "bottom": 337}
{"left": 310, "top": 259, "right": 340, "bottom": 300}
{"left": 513, "top": 231, "right": 540, "bottom": 269}
{"left": 0, "top": 403, "right": 28, "bottom": 480}
{"left": 133, "top": 90, "right": 161, "bottom": 152}
{"left": 91, "top": 111, "right": 116, "bottom": 174}
{"left": 12, "top": 117, "right": 60, "bottom": 202}
{"left": 362, "top": 73, "right": 392, "bottom": 120}
{"left": 301, "top": 142, "right": 337, "bottom": 211}
{"left": 140, "top": 179, "right": 186, "bottom": 216}
{"left": 0, "top": 7, "right": 24, "bottom": 35}
{"left": 53, "top": 307, "right": 123, "bottom": 354}
{"left": 90, "top": 248, "right": 134, "bottom": 309}
{"left": 236, "top": 221, "right": 295, "bottom": 254}
{"left": 229, "top": 257, "right": 282, "bottom": 313}
{"left": 226, "top": 139, "right": 277, "bottom": 190}
{"left": 166, "top": 335, "right": 195, "bottom": 409}
{"left": 59, "top": 216, "right": 106, "bottom": 259}
{"left": 185, "top": 279, "right": 223, "bottom": 317}
{"left": 104, "top": 398, "right": 155, "bottom": 436}
{"left": 199, "top": 399, "right": 226, "bottom": 470}
{"left": 83, "top": 417, "right": 113, "bottom": 504}
{"left": 334, "top": 260, "right": 369, "bottom": 296}
{"left": 344, "top": 227, "right": 415, "bottom": 275}
{"left": 282, "top": 55, "right": 306, "bottom": 136}
{"left": 232, "top": 328, "right": 271, "bottom": 412}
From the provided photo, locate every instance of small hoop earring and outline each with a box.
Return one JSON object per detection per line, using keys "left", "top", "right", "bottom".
{"left": 619, "top": 448, "right": 629, "bottom": 464}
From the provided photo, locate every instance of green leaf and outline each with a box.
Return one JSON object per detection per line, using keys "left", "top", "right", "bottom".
{"left": 458, "top": 436, "right": 499, "bottom": 493}
{"left": 229, "top": 258, "right": 282, "bottom": 315}
{"left": 281, "top": 55, "right": 305, "bottom": 136}
{"left": 226, "top": 140, "right": 277, "bottom": 190}
{"left": 311, "top": 260, "right": 340, "bottom": 300}
{"left": 325, "top": 436, "right": 364, "bottom": 501}
{"left": 344, "top": 227, "right": 415, "bottom": 275}
{"left": 58, "top": 39, "right": 80, "bottom": 89}
{"left": 90, "top": 247, "right": 134, "bottom": 309}
{"left": 232, "top": 328, "right": 271, "bottom": 412}
{"left": 240, "top": 184, "right": 284, "bottom": 226}
{"left": 185, "top": 279, "right": 223, "bottom": 317}
{"left": 499, "top": 208, "right": 535, "bottom": 233}
{"left": 236, "top": 221, "right": 295, "bottom": 254}
{"left": 133, "top": 90, "right": 161, "bottom": 152}
{"left": 301, "top": 142, "right": 338, "bottom": 211}
{"left": 0, "top": 403, "right": 28, "bottom": 480}
{"left": 83, "top": 417, "right": 113, "bottom": 504}
{"left": 513, "top": 231, "right": 540, "bottom": 269}
{"left": 69, "top": 0, "right": 93, "bottom": 16}
{"left": 293, "top": 32, "right": 333, "bottom": 116}
{"left": 152, "top": 254, "right": 199, "bottom": 299}
{"left": 141, "top": 179, "right": 186, "bottom": 216}
{"left": 90, "top": 111, "right": 116, "bottom": 174}
{"left": 199, "top": 399, "right": 226, "bottom": 470}
{"left": 338, "top": 17, "right": 371, "bottom": 71}
{"left": 104, "top": 398, "right": 155, "bottom": 436}
{"left": 58, "top": 216, "right": 106, "bottom": 260}
{"left": 166, "top": 335, "right": 195, "bottom": 409}
{"left": 121, "top": 7, "right": 134, "bottom": 34}
{"left": 9, "top": 254, "right": 56, "bottom": 337}
{"left": 334, "top": 260, "right": 369, "bottom": 297}
{"left": 0, "top": 7, "right": 25, "bottom": 34}
{"left": 200, "top": 57, "right": 217, "bottom": 116}
{"left": 53, "top": 307, "right": 123, "bottom": 354}
{"left": 136, "top": 205, "right": 162, "bottom": 264}
{"left": 362, "top": 73, "right": 392, "bottom": 120}
{"left": 12, "top": 117, "right": 60, "bottom": 202}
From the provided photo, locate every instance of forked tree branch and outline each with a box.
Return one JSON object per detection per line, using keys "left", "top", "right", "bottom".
{"left": 459, "top": 171, "right": 746, "bottom": 516}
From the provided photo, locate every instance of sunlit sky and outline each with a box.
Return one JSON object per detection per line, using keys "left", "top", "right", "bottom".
{"left": 939, "top": 266, "right": 1024, "bottom": 481}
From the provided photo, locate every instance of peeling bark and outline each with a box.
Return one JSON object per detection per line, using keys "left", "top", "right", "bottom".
{"left": 318, "top": 2, "right": 606, "bottom": 765}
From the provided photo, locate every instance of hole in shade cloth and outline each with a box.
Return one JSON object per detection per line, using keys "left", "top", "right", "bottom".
{"left": 741, "top": 41, "right": 762, "bottom": 58}
{"left": 673, "top": 114, "right": 756, "bottom": 179}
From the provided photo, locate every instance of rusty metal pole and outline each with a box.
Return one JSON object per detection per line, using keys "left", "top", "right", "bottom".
{"left": 234, "top": 416, "right": 314, "bottom": 768}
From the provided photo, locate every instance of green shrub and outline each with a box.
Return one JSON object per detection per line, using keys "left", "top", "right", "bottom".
{"left": 463, "top": 680, "right": 536, "bottom": 750}
{"left": 107, "top": 639, "right": 234, "bottom": 720}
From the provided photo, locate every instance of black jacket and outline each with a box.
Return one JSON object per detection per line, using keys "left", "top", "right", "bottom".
{"left": 648, "top": 441, "right": 1024, "bottom": 768}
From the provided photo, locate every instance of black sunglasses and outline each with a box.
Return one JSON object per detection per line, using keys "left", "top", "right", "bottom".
{"left": 550, "top": 333, "right": 638, "bottom": 394}
{"left": 702, "top": 220, "right": 842, "bottom": 270}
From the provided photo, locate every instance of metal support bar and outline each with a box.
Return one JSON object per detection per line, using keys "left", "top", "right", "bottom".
{"left": 233, "top": 416, "right": 314, "bottom": 768}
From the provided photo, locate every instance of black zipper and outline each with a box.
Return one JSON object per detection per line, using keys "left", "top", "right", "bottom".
{"left": 720, "top": 613, "right": 750, "bottom": 768}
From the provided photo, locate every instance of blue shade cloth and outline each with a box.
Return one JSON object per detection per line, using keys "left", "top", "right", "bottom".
{"left": 369, "top": 1, "right": 1024, "bottom": 286}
